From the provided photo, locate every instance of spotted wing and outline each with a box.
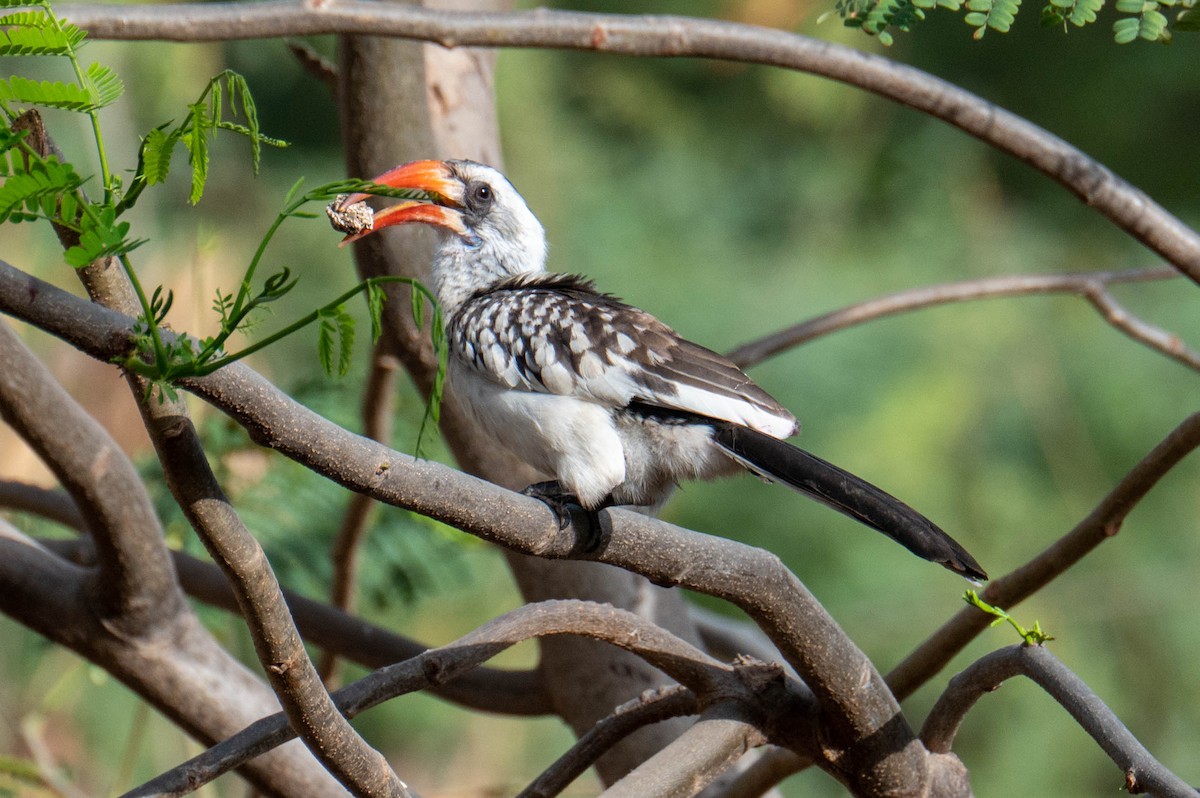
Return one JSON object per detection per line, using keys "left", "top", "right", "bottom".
{"left": 449, "top": 274, "right": 798, "bottom": 439}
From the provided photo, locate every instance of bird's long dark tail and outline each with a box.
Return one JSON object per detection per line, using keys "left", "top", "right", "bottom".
{"left": 712, "top": 422, "right": 987, "bottom": 581}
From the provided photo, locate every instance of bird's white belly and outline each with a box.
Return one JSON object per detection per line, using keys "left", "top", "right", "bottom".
{"left": 450, "top": 360, "right": 627, "bottom": 507}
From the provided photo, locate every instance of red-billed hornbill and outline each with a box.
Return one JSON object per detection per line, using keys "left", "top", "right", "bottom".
{"left": 331, "top": 159, "right": 986, "bottom": 580}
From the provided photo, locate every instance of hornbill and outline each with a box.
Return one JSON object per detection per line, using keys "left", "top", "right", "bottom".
{"left": 330, "top": 159, "right": 986, "bottom": 580}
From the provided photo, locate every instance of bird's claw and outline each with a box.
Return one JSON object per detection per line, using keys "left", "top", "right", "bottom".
{"left": 520, "top": 481, "right": 605, "bottom": 552}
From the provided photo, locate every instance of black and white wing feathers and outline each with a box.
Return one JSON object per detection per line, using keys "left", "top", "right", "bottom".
{"left": 449, "top": 274, "right": 797, "bottom": 439}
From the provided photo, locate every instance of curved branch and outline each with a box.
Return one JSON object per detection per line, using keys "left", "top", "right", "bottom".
{"left": 125, "top": 601, "right": 754, "bottom": 798}
{"left": 719, "top": 747, "right": 809, "bottom": 798}
{"left": 518, "top": 685, "right": 700, "bottom": 798}
{"left": 0, "top": 480, "right": 86, "bottom": 530}
{"left": 42, "top": 534, "right": 552, "bottom": 717}
{"left": 0, "top": 323, "right": 183, "bottom": 629}
{"left": 601, "top": 702, "right": 768, "bottom": 798}
{"left": 921, "top": 645, "right": 1196, "bottom": 796}
{"left": 55, "top": 2, "right": 1200, "bottom": 283}
{"left": 727, "top": 268, "right": 1196, "bottom": 371}
{"left": 888, "top": 411, "right": 1200, "bottom": 700}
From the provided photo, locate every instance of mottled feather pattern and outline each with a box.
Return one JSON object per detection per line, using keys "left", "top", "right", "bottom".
{"left": 448, "top": 273, "right": 798, "bottom": 438}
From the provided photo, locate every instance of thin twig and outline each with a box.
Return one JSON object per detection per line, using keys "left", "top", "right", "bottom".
{"left": 887, "top": 412, "right": 1200, "bottom": 700}
{"left": 727, "top": 268, "right": 1195, "bottom": 371}
{"left": 518, "top": 685, "right": 700, "bottom": 798}
{"left": 320, "top": 347, "right": 400, "bottom": 684}
{"left": 287, "top": 39, "right": 339, "bottom": 94}
{"left": 54, "top": 2, "right": 1200, "bottom": 283}
{"left": 921, "top": 644, "right": 1197, "bottom": 797}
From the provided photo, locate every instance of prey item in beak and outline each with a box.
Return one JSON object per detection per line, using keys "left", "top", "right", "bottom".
{"left": 329, "top": 159, "right": 474, "bottom": 246}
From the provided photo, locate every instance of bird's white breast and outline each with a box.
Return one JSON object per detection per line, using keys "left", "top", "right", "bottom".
{"left": 449, "top": 358, "right": 627, "bottom": 508}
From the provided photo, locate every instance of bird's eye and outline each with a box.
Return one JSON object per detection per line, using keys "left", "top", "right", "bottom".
{"left": 471, "top": 183, "right": 493, "bottom": 205}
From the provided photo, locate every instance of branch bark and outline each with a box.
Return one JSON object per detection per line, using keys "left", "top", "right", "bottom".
{"left": 55, "top": 1, "right": 1200, "bottom": 284}
{"left": 921, "top": 645, "right": 1196, "bottom": 797}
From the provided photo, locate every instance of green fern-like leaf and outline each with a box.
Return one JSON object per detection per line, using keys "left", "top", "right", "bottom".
{"left": 315, "top": 305, "right": 356, "bottom": 378}
{"left": 0, "top": 157, "right": 82, "bottom": 223}
{"left": 1042, "top": 0, "right": 1104, "bottom": 26}
{"left": 0, "top": 0, "right": 43, "bottom": 8}
{"left": 965, "top": 0, "right": 1022, "bottom": 36}
{"left": 83, "top": 62, "right": 124, "bottom": 108}
{"left": 63, "top": 204, "right": 147, "bottom": 268}
{"left": 0, "top": 75, "right": 96, "bottom": 111}
{"left": 1114, "top": 0, "right": 1172, "bottom": 39}
{"left": 183, "top": 103, "right": 210, "bottom": 204}
{"left": 368, "top": 281, "right": 386, "bottom": 345}
{"left": 140, "top": 125, "right": 178, "bottom": 185}
{"left": 0, "top": 12, "right": 85, "bottom": 54}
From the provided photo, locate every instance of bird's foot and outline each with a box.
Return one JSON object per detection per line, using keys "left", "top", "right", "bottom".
{"left": 520, "top": 481, "right": 607, "bottom": 553}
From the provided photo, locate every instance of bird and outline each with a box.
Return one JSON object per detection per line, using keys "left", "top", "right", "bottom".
{"left": 329, "top": 159, "right": 986, "bottom": 580}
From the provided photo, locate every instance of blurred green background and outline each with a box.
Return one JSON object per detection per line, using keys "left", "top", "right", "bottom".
{"left": 1, "top": 0, "right": 1198, "bottom": 795}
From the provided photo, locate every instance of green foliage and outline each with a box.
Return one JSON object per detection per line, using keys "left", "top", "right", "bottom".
{"left": 965, "top": 591, "right": 1055, "bottom": 644}
{"left": 964, "top": 0, "right": 1022, "bottom": 37}
{"left": 317, "top": 304, "right": 356, "bottom": 378}
{"left": 0, "top": 137, "right": 83, "bottom": 224}
{"left": 0, "top": 0, "right": 452, "bottom": 431}
{"left": 129, "top": 70, "right": 287, "bottom": 206}
{"left": 63, "top": 204, "right": 146, "bottom": 268}
{"left": 828, "top": 0, "right": 1197, "bottom": 43}
{"left": 0, "top": 11, "right": 85, "bottom": 54}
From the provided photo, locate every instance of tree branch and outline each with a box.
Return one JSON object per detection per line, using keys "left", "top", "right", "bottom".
{"left": 0, "top": 480, "right": 86, "bottom": 531}
{"left": 0, "top": 323, "right": 183, "bottom": 631}
{"left": 921, "top": 644, "right": 1197, "bottom": 797}
{"left": 887, "top": 412, "right": 1200, "bottom": 700}
{"left": 321, "top": 347, "right": 400, "bottom": 684}
{"left": 726, "top": 268, "right": 1195, "bottom": 371}
{"left": 55, "top": 2, "right": 1200, "bottom": 284}
{"left": 601, "top": 702, "right": 768, "bottom": 798}
{"left": 518, "top": 685, "right": 700, "bottom": 798}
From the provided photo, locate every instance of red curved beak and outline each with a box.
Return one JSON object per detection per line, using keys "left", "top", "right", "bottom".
{"left": 333, "top": 159, "right": 471, "bottom": 245}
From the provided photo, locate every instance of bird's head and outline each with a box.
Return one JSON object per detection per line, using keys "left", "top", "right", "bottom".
{"left": 332, "top": 160, "right": 547, "bottom": 307}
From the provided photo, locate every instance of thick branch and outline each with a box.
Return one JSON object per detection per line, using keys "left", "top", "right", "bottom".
{"left": 727, "top": 268, "right": 1195, "bottom": 371}
{"left": 147, "top": 415, "right": 411, "bottom": 798}
{"left": 0, "top": 480, "right": 86, "bottom": 530}
{"left": 0, "top": 323, "right": 182, "bottom": 630}
{"left": 921, "top": 645, "right": 1196, "bottom": 797}
{"left": 55, "top": 2, "right": 1200, "bottom": 283}
{"left": 0, "top": 517, "right": 345, "bottom": 797}
{"left": 888, "top": 412, "right": 1200, "bottom": 700}
{"left": 601, "top": 703, "right": 768, "bottom": 798}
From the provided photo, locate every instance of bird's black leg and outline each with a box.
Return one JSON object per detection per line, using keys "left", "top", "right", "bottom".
{"left": 519, "top": 481, "right": 609, "bottom": 552}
